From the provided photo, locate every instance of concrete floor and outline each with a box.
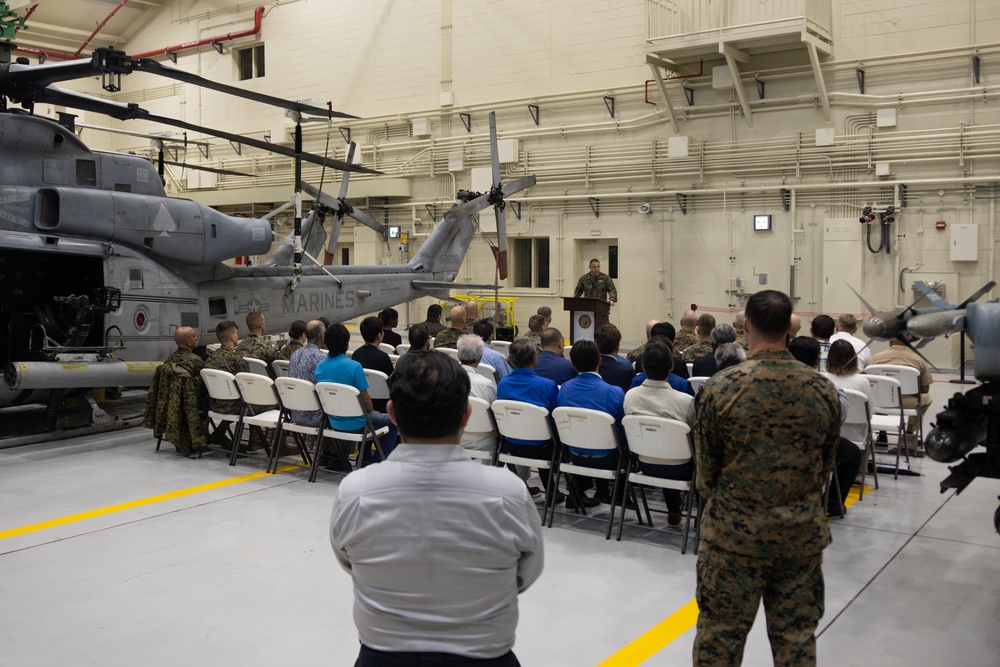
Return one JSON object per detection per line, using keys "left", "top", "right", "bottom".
{"left": 1, "top": 375, "right": 998, "bottom": 666}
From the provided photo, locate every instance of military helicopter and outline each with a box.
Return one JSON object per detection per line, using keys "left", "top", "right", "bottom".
{"left": 0, "top": 45, "right": 534, "bottom": 422}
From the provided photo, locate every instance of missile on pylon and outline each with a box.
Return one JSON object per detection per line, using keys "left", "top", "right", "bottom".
{"left": 905, "top": 310, "right": 966, "bottom": 339}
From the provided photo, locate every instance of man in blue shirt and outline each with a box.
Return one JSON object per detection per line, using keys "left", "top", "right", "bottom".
{"left": 558, "top": 340, "right": 626, "bottom": 505}
{"left": 315, "top": 324, "right": 398, "bottom": 462}
{"left": 473, "top": 320, "right": 512, "bottom": 380}
{"left": 534, "top": 327, "right": 576, "bottom": 385}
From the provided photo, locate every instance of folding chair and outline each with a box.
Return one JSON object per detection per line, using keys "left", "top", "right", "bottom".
{"left": 313, "top": 382, "right": 390, "bottom": 483}
{"left": 489, "top": 340, "right": 512, "bottom": 356}
{"left": 865, "top": 364, "right": 925, "bottom": 452}
{"left": 863, "top": 373, "right": 908, "bottom": 478}
{"left": 199, "top": 368, "right": 245, "bottom": 456}
{"left": 436, "top": 347, "right": 460, "bottom": 361}
{"left": 476, "top": 363, "right": 497, "bottom": 383}
{"left": 363, "top": 368, "right": 390, "bottom": 405}
{"left": 620, "top": 415, "right": 698, "bottom": 553}
{"left": 395, "top": 343, "right": 411, "bottom": 355}
{"left": 551, "top": 406, "right": 628, "bottom": 540}
{"left": 688, "top": 376, "right": 710, "bottom": 394}
{"left": 243, "top": 357, "right": 271, "bottom": 377}
{"left": 271, "top": 360, "right": 290, "bottom": 378}
{"left": 379, "top": 343, "right": 397, "bottom": 355}
{"left": 842, "top": 387, "right": 878, "bottom": 498}
{"left": 492, "top": 399, "right": 561, "bottom": 526}
{"left": 232, "top": 372, "right": 281, "bottom": 466}
{"left": 270, "top": 377, "right": 328, "bottom": 474}
{"left": 462, "top": 396, "right": 498, "bottom": 464}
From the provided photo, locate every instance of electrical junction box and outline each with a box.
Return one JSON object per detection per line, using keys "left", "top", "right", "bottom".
{"left": 950, "top": 224, "right": 979, "bottom": 261}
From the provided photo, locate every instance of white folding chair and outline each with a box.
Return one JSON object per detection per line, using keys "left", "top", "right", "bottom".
{"left": 462, "top": 396, "right": 498, "bottom": 464}
{"left": 492, "top": 399, "right": 561, "bottom": 526}
{"left": 395, "top": 343, "right": 411, "bottom": 355}
{"left": 620, "top": 415, "right": 698, "bottom": 553}
{"left": 314, "top": 382, "right": 390, "bottom": 482}
{"left": 436, "top": 347, "right": 460, "bottom": 361}
{"left": 199, "top": 368, "right": 244, "bottom": 454}
{"left": 388, "top": 354, "right": 400, "bottom": 365}
{"left": 243, "top": 356, "right": 271, "bottom": 377}
{"left": 551, "top": 406, "right": 625, "bottom": 539}
{"left": 841, "top": 387, "right": 878, "bottom": 499}
{"left": 862, "top": 373, "right": 909, "bottom": 479}
{"left": 476, "top": 363, "right": 497, "bottom": 383}
{"left": 865, "top": 364, "right": 925, "bottom": 451}
{"left": 686, "top": 362, "right": 694, "bottom": 377}
{"left": 688, "top": 376, "right": 710, "bottom": 394}
{"left": 363, "top": 369, "right": 390, "bottom": 404}
{"left": 489, "top": 340, "right": 512, "bottom": 356}
{"left": 232, "top": 372, "right": 282, "bottom": 466}
{"left": 271, "top": 359, "right": 290, "bottom": 378}
{"left": 428, "top": 337, "right": 436, "bottom": 349}
{"left": 379, "top": 343, "right": 397, "bottom": 355}
{"left": 269, "top": 377, "right": 327, "bottom": 474}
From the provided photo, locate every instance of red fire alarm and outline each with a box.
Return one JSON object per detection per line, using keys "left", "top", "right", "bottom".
{"left": 936, "top": 221, "right": 947, "bottom": 231}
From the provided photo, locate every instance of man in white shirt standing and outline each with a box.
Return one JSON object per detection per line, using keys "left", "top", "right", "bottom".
{"left": 330, "top": 351, "right": 544, "bottom": 667}
{"left": 829, "top": 313, "right": 872, "bottom": 371}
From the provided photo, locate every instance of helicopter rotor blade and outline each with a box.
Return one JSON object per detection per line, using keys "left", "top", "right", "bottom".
{"left": 160, "top": 160, "right": 254, "bottom": 178}
{"left": 956, "top": 280, "right": 997, "bottom": 310}
{"left": 325, "top": 142, "right": 357, "bottom": 256}
{"left": 488, "top": 111, "right": 509, "bottom": 280}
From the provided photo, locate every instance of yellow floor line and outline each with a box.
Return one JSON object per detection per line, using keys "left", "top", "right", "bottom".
{"left": 596, "top": 485, "right": 874, "bottom": 666}
{"left": 0, "top": 464, "right": 301, "bottom": 541}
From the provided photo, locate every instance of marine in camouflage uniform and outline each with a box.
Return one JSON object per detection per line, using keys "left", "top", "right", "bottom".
{"left": 673, "top": 328, "right": 698, "bottom": 354}
{"left": 520, "top": 331, "right": 542, "bottom": 349}
{"left": 626, "top": 341, "right": 646, "bottom": 364}
{"left": 143, "top": 345, "right": 207, "bottom": 456}
{"left": 277, "top": 339, "right": 304, "bottom": 361}
{"left": 235, "top": 333, "right": 279, "bottom": 366}
{"left": 204, "top": 346, "right": 249, "bottom": 414}
{"left": 735, "top": 331, "right": 748, "bottom": 350}
{"left": 573, "top": 271, "right": 618, "bottom": 303}
{"left": 682, "top": 339, "right": 713, "bottom": 362}
{"left": 433, "top": 326, "right": 463, "bottom": 349}
{"left": 693, "top": 299, "right": 840, "bottom": 667}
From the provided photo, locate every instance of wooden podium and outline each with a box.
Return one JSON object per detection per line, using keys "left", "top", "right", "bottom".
{"left": 563, "top": 297, "right": 611, "bottom": 343}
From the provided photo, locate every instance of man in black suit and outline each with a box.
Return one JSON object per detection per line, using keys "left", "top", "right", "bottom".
{"left": 595, "top": 324, "right": 635, "bottom": 392}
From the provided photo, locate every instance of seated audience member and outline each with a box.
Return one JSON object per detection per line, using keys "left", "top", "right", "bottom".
{"left": 519, "top": 314, "right": 545, "bottom": 348}
{"left": 406, "top": 323, "right": 432, "bottom": 352}
{"left": 330, "top": 351, "right": 543, "bottom": 667}
{"left": 788, "top": 312, "right": 802, "bottom": 338}
{"left": 826, "top": 340, "right": 872, "bottom": 445}
{"left": 559, "top": 340, "right": 627, "bottom": 505}
{"left": 692, "top": 323, "right": 738, "bottom": 376}
{"left": 714, "top": 342, "right": 746, "bottom": 373}
{"left": 534, "top": 327, "right": 575, "bottom": 385}
{"left": 648, "top": 322, "right": 690, "bottom": 379}
{"left": 869, "top": 336, "right": 933, "bottom": 425}
{"left": 142, "top": 326, "right": 207, "bottom": 456}
{"left": 277, "top": 320, "right": 308, "bottom": 361}
{"left": 595, "top": 324, "right": 635, "bottom": 392}
{"left": 204, "top": 320, "right": 250, "bottom": 447}
{"left": 811, "top": 313, "right": 836, "bottom": 372}
{"left": 287, "top": 320, "right": 328, "bottom": 426}
{"left": 496, "top": 339, "right": 571, "bottom": 503}
{"left": 537, "top": 306, "right": 553, "bottom": 328}
{"left": 682, "top": 313, "right": 716, "bottom": 362}
{"left": 732, "top": 311, "right": 748, "bottom": 350}
{"left": 379, "top": 307, "right": 402, "bottom": 349}
{"left": 674, "top": 310, "right": 699, "bottom": 354}
{"left": 463, "top": 300, "right": 480, "bottom": 333}
{"left": 318, "top": 316, "right": 332, "bottom": 329}
{"left": 315, "top": 324, "right": 398, "bottom": 461}
{"left": 474, "top": 320, "right": 512, "bottom": 379}
{"left": 235, "top": 311, "right": 279, "bottom": 366}
{"left": 632, "top": 331, "right": 694, "bottom": 397}
{"left": 457, "top": 334, "right": 499, "bottom": 460}
{"left": 623, "top": 338, "right": 694, "bottom": 527}
{"left": 351, "top": 316, "right": 396, "bottom": 412}
{"left": 830, "top": 313, "right": 872, "bottom": 370}
{"left": 789, "top": 335, "right": 859, "bottom": 516}
{"left": 433, "top": 306, "right": 466, "bottom": 348}
{"left": 421, "top": 303, "right": 448, "bottom": 336}
{"left": 626, "top": 320, "right": 660, "bottom": 365}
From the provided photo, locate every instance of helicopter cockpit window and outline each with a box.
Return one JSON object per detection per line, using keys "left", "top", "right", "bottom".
{"left": 76, "top": 160, "right": 97, "bottom": 187}
{"left": 208, "top": 297, "right": 227, "bottom": 317}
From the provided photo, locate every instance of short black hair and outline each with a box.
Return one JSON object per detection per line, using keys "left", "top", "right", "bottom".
{"left": 318, "top": 317, "right": 331, "bottom": 328}
{"left": 788, "top": 335, "right": 821, "bottom": 367}
{"left": 540, "top": 327, "right": 563, "bottom": 348}
{"left": 287, "top": 319, "right": 307, "bottom": 339}
{"left": 811, "top": 314, "right": 836, "bottom": 339}
{"left": 426, "top": 303, "right": 442, "bottom": 321}
{"left": 388, "top": 351, "right": 469, "bottom": 440}
{"left": 408, "top": 323, "right": 430, "bottom": 350}
{"left": 650, "top": 321, "right": 676, "bottom": 343}
{"left": 379, "top": 307, "right": 398, "bottom": 326}
{"left": 215, "top": 320, "right": 238, "bottom": 343}
{"left": 746, "top": 290, "right": 793, "bottom": 338}
{"left": 570, "top": 340, "right": 601, "bottom": 373}
{"left": 360, "top": 316, "right": 384, "bottom": 344}
{"left": 473, "top": 319, "right": 494, "bottom": 342}
{"left": 508, "top": 339, "right": 537, "bottom": 368}
{"left": 325, "top": 323, "right": 351, "bottom": 356}
{"left": 642, "top": 339, "right": 674, "bottom": 381}
{"left": 594, "top": 324, "right": 621, "bottom": 355}
{"left": 696, "top": 313, "right": 716, "bottom": 337}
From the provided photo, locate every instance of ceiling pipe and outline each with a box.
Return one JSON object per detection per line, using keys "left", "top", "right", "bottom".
{"left": 12, "top": 5, "right": 265, "bottom": 62}
{"left": 15, "top": 3, "right": 38, "bottom": 34}
{"left": 74, "top": 0, "right": 130, "bottom": 58}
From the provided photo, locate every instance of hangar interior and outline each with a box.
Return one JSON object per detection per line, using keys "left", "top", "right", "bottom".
{"left": 1, "top": 1, "right": 999, "bottom": 666}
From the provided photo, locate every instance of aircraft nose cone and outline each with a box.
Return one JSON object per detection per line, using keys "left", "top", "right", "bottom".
{"left": 863, "top": 317, "right": 886, "bottom": 340}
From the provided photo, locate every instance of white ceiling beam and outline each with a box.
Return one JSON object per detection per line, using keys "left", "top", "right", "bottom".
{"left": 721, "top": 43, "right": 753, "bottom": 127}
{"left": 806, "top": 40, "right": 831, "bottom": 122}
{"left": 647, "top": 62, "right": 679, "bottom": 133}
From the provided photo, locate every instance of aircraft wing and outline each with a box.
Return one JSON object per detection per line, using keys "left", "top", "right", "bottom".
{"left": 913, "top": 281, "right": 950, "bottom": 309}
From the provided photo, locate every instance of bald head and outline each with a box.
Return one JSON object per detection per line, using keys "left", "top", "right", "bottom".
{"left": 306, "top": 319, "right": 325, "bottom": 343}
{"left": 789, "top": 313, "right": 802, "bottom": 336}
{"left": 174, "top": 326, "right": 198, "bottom": 351}
{"left": 680, "top": 309, "right": 697, "bottom": 330}
{"left": 733, "top": 311, "right": 745, "bottom": 333}
{"left": 645, "top": 319, "right": 660, "bottom": 339}
{"left": 464, "top": 301, "right": 479, "bottom": 321}
{"left": 449, "top": 306, "right": 466, "bottom": 329}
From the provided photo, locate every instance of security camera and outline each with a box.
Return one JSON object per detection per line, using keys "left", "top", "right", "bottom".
{"left": 637, "top": 203, "right": 652, "bottom": 214}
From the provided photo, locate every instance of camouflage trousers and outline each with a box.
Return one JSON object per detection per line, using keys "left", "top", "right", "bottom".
{"left": 693, "top": 546, "right": 824, "bottom": 667}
